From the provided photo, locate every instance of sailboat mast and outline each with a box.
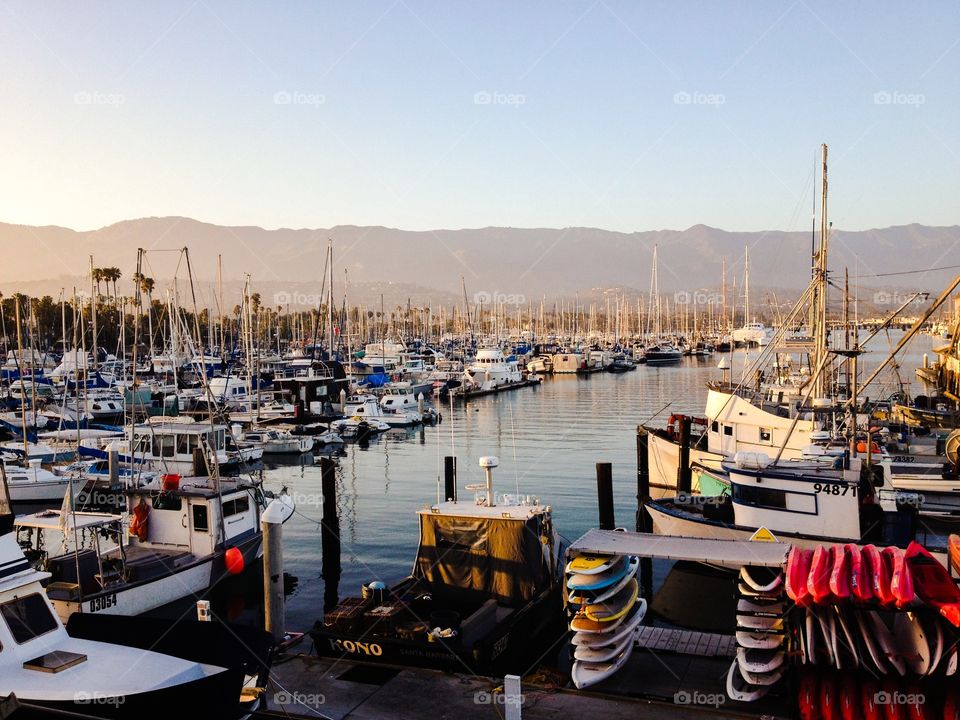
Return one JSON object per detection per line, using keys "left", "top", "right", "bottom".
{"left": 814, "top": 143, "right": 829, "bottom": 399}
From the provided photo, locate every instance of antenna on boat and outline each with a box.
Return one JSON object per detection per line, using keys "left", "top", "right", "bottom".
{"left": 479, "top": 456, "right": 499, "bottom": 507}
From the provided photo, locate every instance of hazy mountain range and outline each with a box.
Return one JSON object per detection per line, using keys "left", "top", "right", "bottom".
{"left": 0, "top": 217, "right": 956, "bottom": 309}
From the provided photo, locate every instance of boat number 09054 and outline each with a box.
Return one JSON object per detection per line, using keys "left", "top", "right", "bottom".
{"left": 812, "top": 483, "right": 856, "bottom": 497}
{"left": 89, "top": 594, "right": 117, "bottom": 612}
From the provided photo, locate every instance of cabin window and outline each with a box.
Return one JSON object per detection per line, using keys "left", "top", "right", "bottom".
{"left": 154, "top": 435, "right": 176, "bottom": 458}
{"left": 711, "top": 421, "right": 719, "bottom": 432}
{"left": 759, "top": 428, "right": 772, "bottom": 443}
{"left": 223, "top": 495, "right": 250, "bottom": 517}
{"left": 733, "top": 484, "right": 788, "bottom": 510}
{"left": 1, "top": 593, "right": 58, "bottom": 644}
{"left": 192, "top": 504, "right": 209, "bottom": 532}
{"left": 723, "top": 426, "right": 733, "bottom": 436}
{"left": 152, "top": 494, "right": 183, "bottom": 511}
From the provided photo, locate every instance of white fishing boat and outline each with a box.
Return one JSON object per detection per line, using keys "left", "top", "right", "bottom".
{"left": 15, "top": 477, "right": 294, "bottom": 620}
{"left": 2, "top": 458, "right": 88, "bottom": 504}
{"left": 333, "top": 394, "right": 406, "bottom": 430}
{"left": 0, "top": 532, "right": 246, "bottom": 718}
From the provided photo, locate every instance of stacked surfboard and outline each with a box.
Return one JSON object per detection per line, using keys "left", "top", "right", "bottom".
{"left": 727, "top": 564, "right": 787, "bottom": 701}
{"left": 565, "top": 552, "right": 646, "bottom": 690}
{"left": 785, "top": 541, "right": 960, "bottom": 718}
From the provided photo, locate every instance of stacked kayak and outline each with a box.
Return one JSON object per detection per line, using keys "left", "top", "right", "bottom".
{"left": 727, "top": 564, "right": 787, "bottom": 702}
{"left": 566, "top": 552, "right": 645, "bottom": 689}
{"left": 784, "top": 541, "right": 960, "bottom": 718}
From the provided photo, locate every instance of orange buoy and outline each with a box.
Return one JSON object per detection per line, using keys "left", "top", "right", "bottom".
{"left": 225, "top": 547, "right": 245, "bottom": 575}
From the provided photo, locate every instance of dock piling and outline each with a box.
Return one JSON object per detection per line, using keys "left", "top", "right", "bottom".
{"left": 320, "top": 456, "right": 342, "bottom": 612}
{"left": 108, "top": 444, "right": 119, "bottom": 487}
{"left": 504, "top": 675, "right": 522, "bottom": 720}
{"left": 444, "top": 455, "right": 457, "bottom": 502}
{"left": 261, "top": 500, "right": 286, "bottom": 641}
{"left": 677, "top": 416, "right": 692, "bottom": 495}
{"left": 596, "top": 462, "right": 615, "bottom": 530}
{"left": 635, "top": 427, "right": 650, "bottom": 533}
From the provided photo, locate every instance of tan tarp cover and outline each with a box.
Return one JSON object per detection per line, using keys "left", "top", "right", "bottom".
{"left": 415, "top": 513, "right": 548, "bottom": 607}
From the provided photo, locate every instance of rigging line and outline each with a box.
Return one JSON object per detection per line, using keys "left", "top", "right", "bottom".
{"left": 851, "top": 263, "right": 960, "bottom": 278}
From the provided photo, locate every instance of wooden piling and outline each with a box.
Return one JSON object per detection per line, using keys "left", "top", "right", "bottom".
{"left": 596, "top": 462, "right": 615, "bottom": 531}
{"left": 677, "top": 416, "right": 692, "bottom": 495}
{"left": 320, "top": 456, "right": 342, "bottom": 612}
{"left": 444, "top": 456, "right": 457, "bottom": 502}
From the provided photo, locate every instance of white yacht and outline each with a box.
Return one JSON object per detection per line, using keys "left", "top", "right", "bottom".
{"left": 2, "top": 458, "right": 88, "bottom": 504}
{"left": 732, "top": 321, "right": 775, "bottom": 347}
{"left": 240, "top": 427, "right": 313, "bottom": 454}
{"left": 466, "top": 348, "right": 523, "bottom": 389}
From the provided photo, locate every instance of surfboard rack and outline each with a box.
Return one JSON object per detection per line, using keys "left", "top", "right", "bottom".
{"left": 569, "top": 529, "right": 789, "bottom": 568}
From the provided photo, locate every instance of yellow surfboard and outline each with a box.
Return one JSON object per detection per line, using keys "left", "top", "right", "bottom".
{"left": 566, "top": 553, "right": 617, "bottom": 575}
{"left": 584, "top": 578, "right": 638, "bottom": 622}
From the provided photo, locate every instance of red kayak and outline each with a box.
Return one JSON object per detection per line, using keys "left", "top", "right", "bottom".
{"left": 830, "top": 544, "right": 852, "bottom": 601}
{"left": 885, "top": 546, "right": 916, "bottom": 608}
{"left": 945, "top": 684, "right": 960, "bottom": 720}
{"left": 847, "top": 543, "right": 873, "bottom": 603}
{"left": 863, "top": 544, "right": 895, "bottom": 606}
{"left": 904, "top": 541, "right": 960, "bottom": 626}
{"left": 821, "top": 673, "right": 841, "bottom": 720}
{"left": 881, "top": 677, "right": 906, "bottom": 720}
{"left": 839, "top": 678, "right": 860, "bottom": 720}
{"left": 860, "top": 676, "right": 881, "bottom": 720}
{"left": 905, "top": 682, "right": 932, "bottom": 720}
{"left": 798, "top": 670, "right": 820, "bottom": 720}
{"left": 809, "top": 545, "right": 834, "bottom": 605}
{"left": 787, "top": 546, "right": 815, "bottom": 606}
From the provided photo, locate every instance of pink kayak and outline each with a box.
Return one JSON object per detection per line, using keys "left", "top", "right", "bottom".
{"left": 904, "top": 541, "right": 960, "bottom": 626}
{"left": 862, "top": 544, "right": 895, "bottom": 607}
{"left": 787, "top": 545, "right": 815, "bottom": 606}
{"left": 885, "top": 545, "right": 915, "bottom": 608}
{"left": 847, "top": 543, "right": 873, "bottom": 604}
{"left": 808, "top": 545, "right": 833, "bottom": 605}
{"left": 829, "top": 544, "right": 851, "bottom": 601}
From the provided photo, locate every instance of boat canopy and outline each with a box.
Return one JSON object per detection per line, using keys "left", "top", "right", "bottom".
{"left": 414, "top": 508, "right": 551, "bottom": 607}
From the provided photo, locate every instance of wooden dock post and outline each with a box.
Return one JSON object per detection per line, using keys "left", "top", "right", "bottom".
{"left": 596, "top": 462, "right": 615, "bottom": 530}
{"left": 108, "top": 443, "right": 119, "bottom": 487}
{"left": 636, "top": 427, "right": 653, "bottom": 604}
{"left": 261, "top": 499, "right": 287, "bottom": 641}
{"left": 320, "top": 456, "right": 342, "bottom": 612}
{"left": 504, "top": 674, "right": 522, "bottom": 720}
{"left": 677, "top": 416, "right": 692, "bottom": 495}
{"left": 444, "top": 456, "right": 457, "bottom": 502}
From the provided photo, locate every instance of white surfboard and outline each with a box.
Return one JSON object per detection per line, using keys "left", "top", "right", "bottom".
{"left": 832, "top": 607, "right": 859, "bottom": 671}
{"left": 866, "top": 610, "right": 906, "bottom": 676}
{"left": 736, "top": 647, "right": 785, "bottom": 674}
{"left": 566, "top": 553, "right": 620, "bottom": 576}
{"left": 571, "top": 641, "right": 634, "bottom": 689}
{"left": 572, "top": 599, "right": 647, "bottom": 647}
{"left": 737, "top": 614, "right": 784, "bottom": 631}
{"left": 853, "top": 607, "right": 887, "bottom": 675}
{"left": 738, "top": 662, "right": 785, "bottom": 687}
{"left": 920, "top": 612, "right": 943, "bottom": 676}
{"left": 894, "top": 611, "right": 932, "bottom": 676}
{"left": 946, "top": 642, "right": 958, "bottom": 677}
{"left": 804, "top": 609, "right": 820, "bottom": 665}
{"left": 739, "top": 566, "right": 784, "bottom": 594}
{"left": 737, "top": 582, "right": 782, "bottom": 600}
{"left": 814, "top": 606, "right": 836, "bottom": 667}
{"left": 573, "top": 627, "right": 638, "bottom": 662}
{"left": 736, "top": 630, "right": 785, "bottom": 650}
{"left": 736, "top": 598, "right": 786, "bottom": 617}
{"left": 725, "top": 659, "right": 769, "bottom": 703}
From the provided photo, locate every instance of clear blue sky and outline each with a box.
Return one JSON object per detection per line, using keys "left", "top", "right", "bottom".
{"left": 0, "top": 1, "right": 957, "bottom": 232}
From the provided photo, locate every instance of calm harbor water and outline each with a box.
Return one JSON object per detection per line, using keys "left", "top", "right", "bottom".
{"left": 249, "top": 331, "right": 935, "bottom": 633}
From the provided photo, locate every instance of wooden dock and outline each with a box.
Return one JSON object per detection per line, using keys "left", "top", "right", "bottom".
{"left": 459, "top": 376, "right": 542, "bottom": 401}
{"left": 261, "top": 645, "right": 788, "bottom": 719}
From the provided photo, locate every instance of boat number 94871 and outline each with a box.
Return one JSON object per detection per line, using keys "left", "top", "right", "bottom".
{"left": 812, "top": 483, "right": 856, "bottom": 497}
{"left": 89, "top": 594, "right": 117, "bottom": 612}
